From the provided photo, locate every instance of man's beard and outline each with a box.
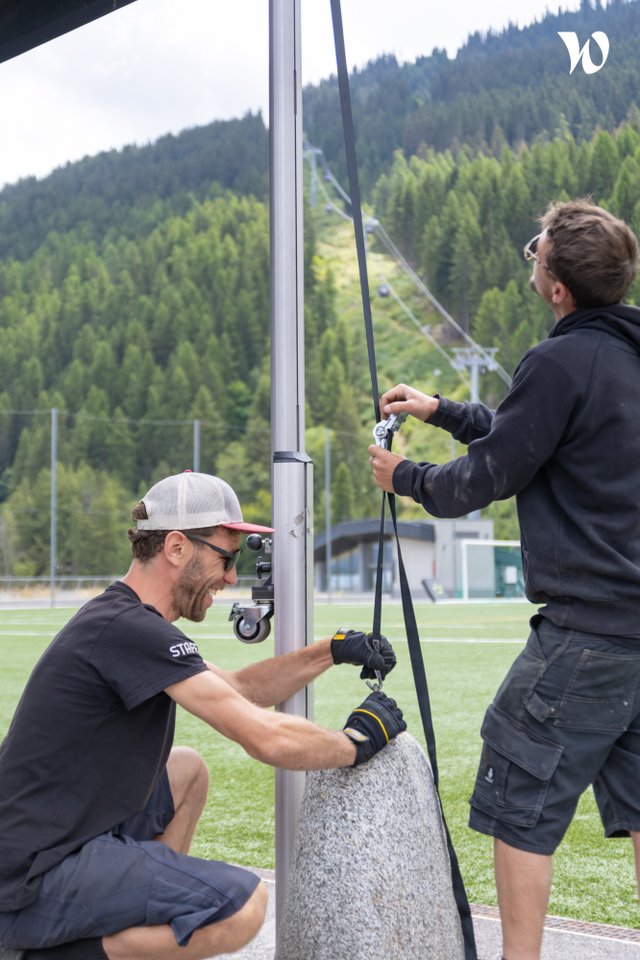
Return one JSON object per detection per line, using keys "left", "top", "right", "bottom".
{"left": 172, "top": 553, "right": 213, "bottom": 622}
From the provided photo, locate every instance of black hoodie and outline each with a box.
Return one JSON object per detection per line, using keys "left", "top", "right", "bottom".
{"left": 392, "top": 304, "right": 640, "bottom": 635}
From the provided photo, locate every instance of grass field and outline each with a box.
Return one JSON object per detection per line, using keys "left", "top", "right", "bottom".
{"left": 1, "top": 598, "right": 638, "bottom": 927}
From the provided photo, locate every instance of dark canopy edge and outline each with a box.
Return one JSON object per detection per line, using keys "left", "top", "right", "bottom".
{"left": 0, "top": 0, "right": 139, "bottom": 65}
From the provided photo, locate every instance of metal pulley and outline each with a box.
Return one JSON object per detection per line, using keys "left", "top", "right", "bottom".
{"left": 372, "top": 412, "right": 407, "bottom": 450}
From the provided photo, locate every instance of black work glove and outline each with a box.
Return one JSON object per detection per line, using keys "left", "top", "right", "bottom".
{"left": 342, "top": 691, "right": 407, "bottom": 766}
{"left": 330, "top": 628, "right": 397, "bottom": 680}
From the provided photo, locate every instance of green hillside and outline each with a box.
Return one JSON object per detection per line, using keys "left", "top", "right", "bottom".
{"left": 373, "top": 123, "right": 640, "bottom": 366}
{"left": 0, "top": 164, "right": 483, "bottom": 578}
{"left": 2, "top": 2, "right": 640, "bottom": 573}
{"left": 304, "top": 0, "right": 640, "bottom": 190}
{"left": 0, "top": 112, "right": 268, "bottom": 262}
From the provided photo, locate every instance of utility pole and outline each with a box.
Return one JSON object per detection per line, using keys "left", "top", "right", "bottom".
{"left": 452, "top": 346, "right": 498, "bottom": 406}
{"left": 451, "top": 347, "right": 498, "bottom": 520}
{"left": 50, "top": 407, "right": 58, "bottom": 609}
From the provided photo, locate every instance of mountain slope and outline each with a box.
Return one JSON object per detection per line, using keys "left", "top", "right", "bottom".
{"left": 303, "top": 0, "right": 640, "bottom": 190}
{"left": 0, "top": 112, "right": 268, "bottom": 262}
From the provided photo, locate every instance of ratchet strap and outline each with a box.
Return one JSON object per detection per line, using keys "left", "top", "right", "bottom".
{"left": 329, "top": 3, "right": 477, "bottom": 956}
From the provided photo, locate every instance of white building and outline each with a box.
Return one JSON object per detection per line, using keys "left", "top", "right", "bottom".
{"left": 314, "top": 516, "right": 495, "bottom": 599}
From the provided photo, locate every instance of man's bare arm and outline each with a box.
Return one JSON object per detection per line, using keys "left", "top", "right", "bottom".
{"left": 166, "top": 669, "right": 356, "bottom": 770}
{"left": 205, "top": 638, "right": 334, "bottom": 708}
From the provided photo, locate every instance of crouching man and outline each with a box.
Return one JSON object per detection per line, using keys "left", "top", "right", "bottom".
{"left": 0, "top": 471, "right": 404, "bottom": 960}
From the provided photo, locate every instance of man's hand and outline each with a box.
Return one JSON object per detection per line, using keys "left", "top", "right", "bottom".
{"left": 380, "top": 383, "right": 439, "bottom": 422}
{"left": 331, "top": 629, "right": 397, "bottom": 679}
{"left": 368, "top": 445, "right": 405, "bottom": 492}
{"left": 343, "top": 691, "right": 406, "bottom": 765}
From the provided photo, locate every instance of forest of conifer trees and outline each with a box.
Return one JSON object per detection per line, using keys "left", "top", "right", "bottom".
{"left": 2, "top": 0, "right": 640, "bottom": 575}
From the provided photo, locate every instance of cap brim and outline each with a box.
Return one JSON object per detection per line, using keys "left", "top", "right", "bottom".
{"left": 222, "top": 521, "right": 275, "bottom": 533}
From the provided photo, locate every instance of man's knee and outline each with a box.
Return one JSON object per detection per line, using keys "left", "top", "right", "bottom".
{"left": 214, "top": 882, "right": 268, "bottom": 952}
{"left": 167, "top": 746, "right": 209, "bottom": 805}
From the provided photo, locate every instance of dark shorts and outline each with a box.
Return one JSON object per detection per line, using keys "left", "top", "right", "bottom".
{"left": 0, "top": 771, "right": 260, "bottom": 950}
{"left": 469, "top": 614, "right": 640, "bottom": 855}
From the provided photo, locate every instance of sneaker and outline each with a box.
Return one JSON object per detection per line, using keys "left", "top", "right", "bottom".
{"left": 0, "top": 948, "right": 25, "bottom": 960}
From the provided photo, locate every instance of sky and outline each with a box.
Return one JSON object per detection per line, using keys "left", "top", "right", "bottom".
{"left": 0, "top": 0, "right": 587, "bottom": 190}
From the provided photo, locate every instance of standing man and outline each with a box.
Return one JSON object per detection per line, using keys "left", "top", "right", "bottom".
{"left": 0, "top": 471, "right": 404, "bottom": 960}
{"left": 368, "top": 200, "right": 640, "bottom": 960}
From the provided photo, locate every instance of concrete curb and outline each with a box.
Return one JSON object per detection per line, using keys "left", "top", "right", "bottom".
{"left": 216, "top": 869, "right": 640, "bottom": 960}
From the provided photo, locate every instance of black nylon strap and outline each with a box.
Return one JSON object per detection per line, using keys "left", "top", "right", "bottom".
{"left": 329, "top": 0, "right": 380, "bottom": 425}
{"left": 329, "top": 3, "right": 477, "bottom": 956}
{"left": 388, "top": 492, "right": 477, "bottom": 956}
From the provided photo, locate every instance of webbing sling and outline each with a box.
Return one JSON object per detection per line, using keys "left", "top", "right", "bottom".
{"left": 329, "top": 3, "right": 478, "bottom": 956}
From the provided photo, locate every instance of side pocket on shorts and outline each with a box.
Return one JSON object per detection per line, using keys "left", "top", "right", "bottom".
{"left": 554, "top": 649, "right": 640, "bottom": 732}
{"left": 470, "top": 705, "right": 563, "bottom": 828}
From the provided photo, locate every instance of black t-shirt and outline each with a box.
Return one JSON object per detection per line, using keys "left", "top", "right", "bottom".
{"left": 0, "top": 581, "right": 208, "bottom": 911}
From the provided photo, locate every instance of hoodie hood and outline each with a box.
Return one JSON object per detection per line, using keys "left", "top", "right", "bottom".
{"left": 550, "top": 302, "right": 640, "bottom": 353}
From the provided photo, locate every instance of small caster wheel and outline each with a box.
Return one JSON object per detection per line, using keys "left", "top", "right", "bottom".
{"left": 233, "top": 615, "right": 271, "bottom": 643}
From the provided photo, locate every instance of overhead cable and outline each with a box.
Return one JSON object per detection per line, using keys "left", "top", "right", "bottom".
{"left": 305, "top": 141, "right": 513, "bottom": 388}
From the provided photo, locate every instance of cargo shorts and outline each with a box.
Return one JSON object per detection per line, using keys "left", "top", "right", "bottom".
{"left": 0, "top": 770, "right": 260, "bottom": 951}
{"left": 469, "top": 614, "right": 640, "bottom": 855}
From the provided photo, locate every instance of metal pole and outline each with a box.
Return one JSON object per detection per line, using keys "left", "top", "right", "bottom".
{"left": 461, "top": 538, "right": 469, "bottom": 602}
{"left": 193, "top": 418, "right": 201, "bottom": 472}
{"left": 452, "top": 347, "right": 498, "bottom": 521}
{"left": 50, "top": 407, "right": 58, "bottom": 609}
{"left": 325, "top": 429, "right": 332, "bottom": 598}
{"left": 270, "top": 0, "right": 312, "bottom": 932}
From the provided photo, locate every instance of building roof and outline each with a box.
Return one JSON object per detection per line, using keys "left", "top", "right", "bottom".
{"left": 314, "top": 518, "right": 435, "bottom": 558}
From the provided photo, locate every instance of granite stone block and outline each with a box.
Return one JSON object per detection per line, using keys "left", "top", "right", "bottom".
{"left": 275, "top": 732, "right": 465, "bottom": 960}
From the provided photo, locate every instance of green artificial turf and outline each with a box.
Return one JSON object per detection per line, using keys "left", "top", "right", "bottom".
{"left": 1, "top": 599, "right": 638, "bottom": 927}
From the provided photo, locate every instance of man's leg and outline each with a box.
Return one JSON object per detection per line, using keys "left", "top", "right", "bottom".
{"left": 103, "top": 882, "right": 268, "bottom": 960}
{"left": 156, "top": 746, "right": 209, "bottom": 854}
{"left": 15, "top": 820, "right": 263, "bottom": 960}
{"left": 495, "top": 839, "right": 552, "bottom": 960}
{"left": 25, "top": 882, "right": 268, "bottom": 960}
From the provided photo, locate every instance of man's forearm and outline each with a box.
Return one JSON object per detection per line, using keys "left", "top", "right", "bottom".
{"left": 168, "top": 667, "right": 357, "bottom": 770}
{"left": 430, "top": 395, "right": 494, "bottom": 444}
{"left": 392, "top": 455, "right": 499, "bottom": 517}
{"left": 249, "top": 712, "right": 357, "bottom": 770}
{"left": 218, "top": 638, "right": 334, "bottom": 708}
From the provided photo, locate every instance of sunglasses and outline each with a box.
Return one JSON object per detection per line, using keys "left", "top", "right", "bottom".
{"left": 184, "top": 533, "right": 242, "bottom": 571}
{"left": 523, "top": 234, "right": 556, "bottom": 276}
